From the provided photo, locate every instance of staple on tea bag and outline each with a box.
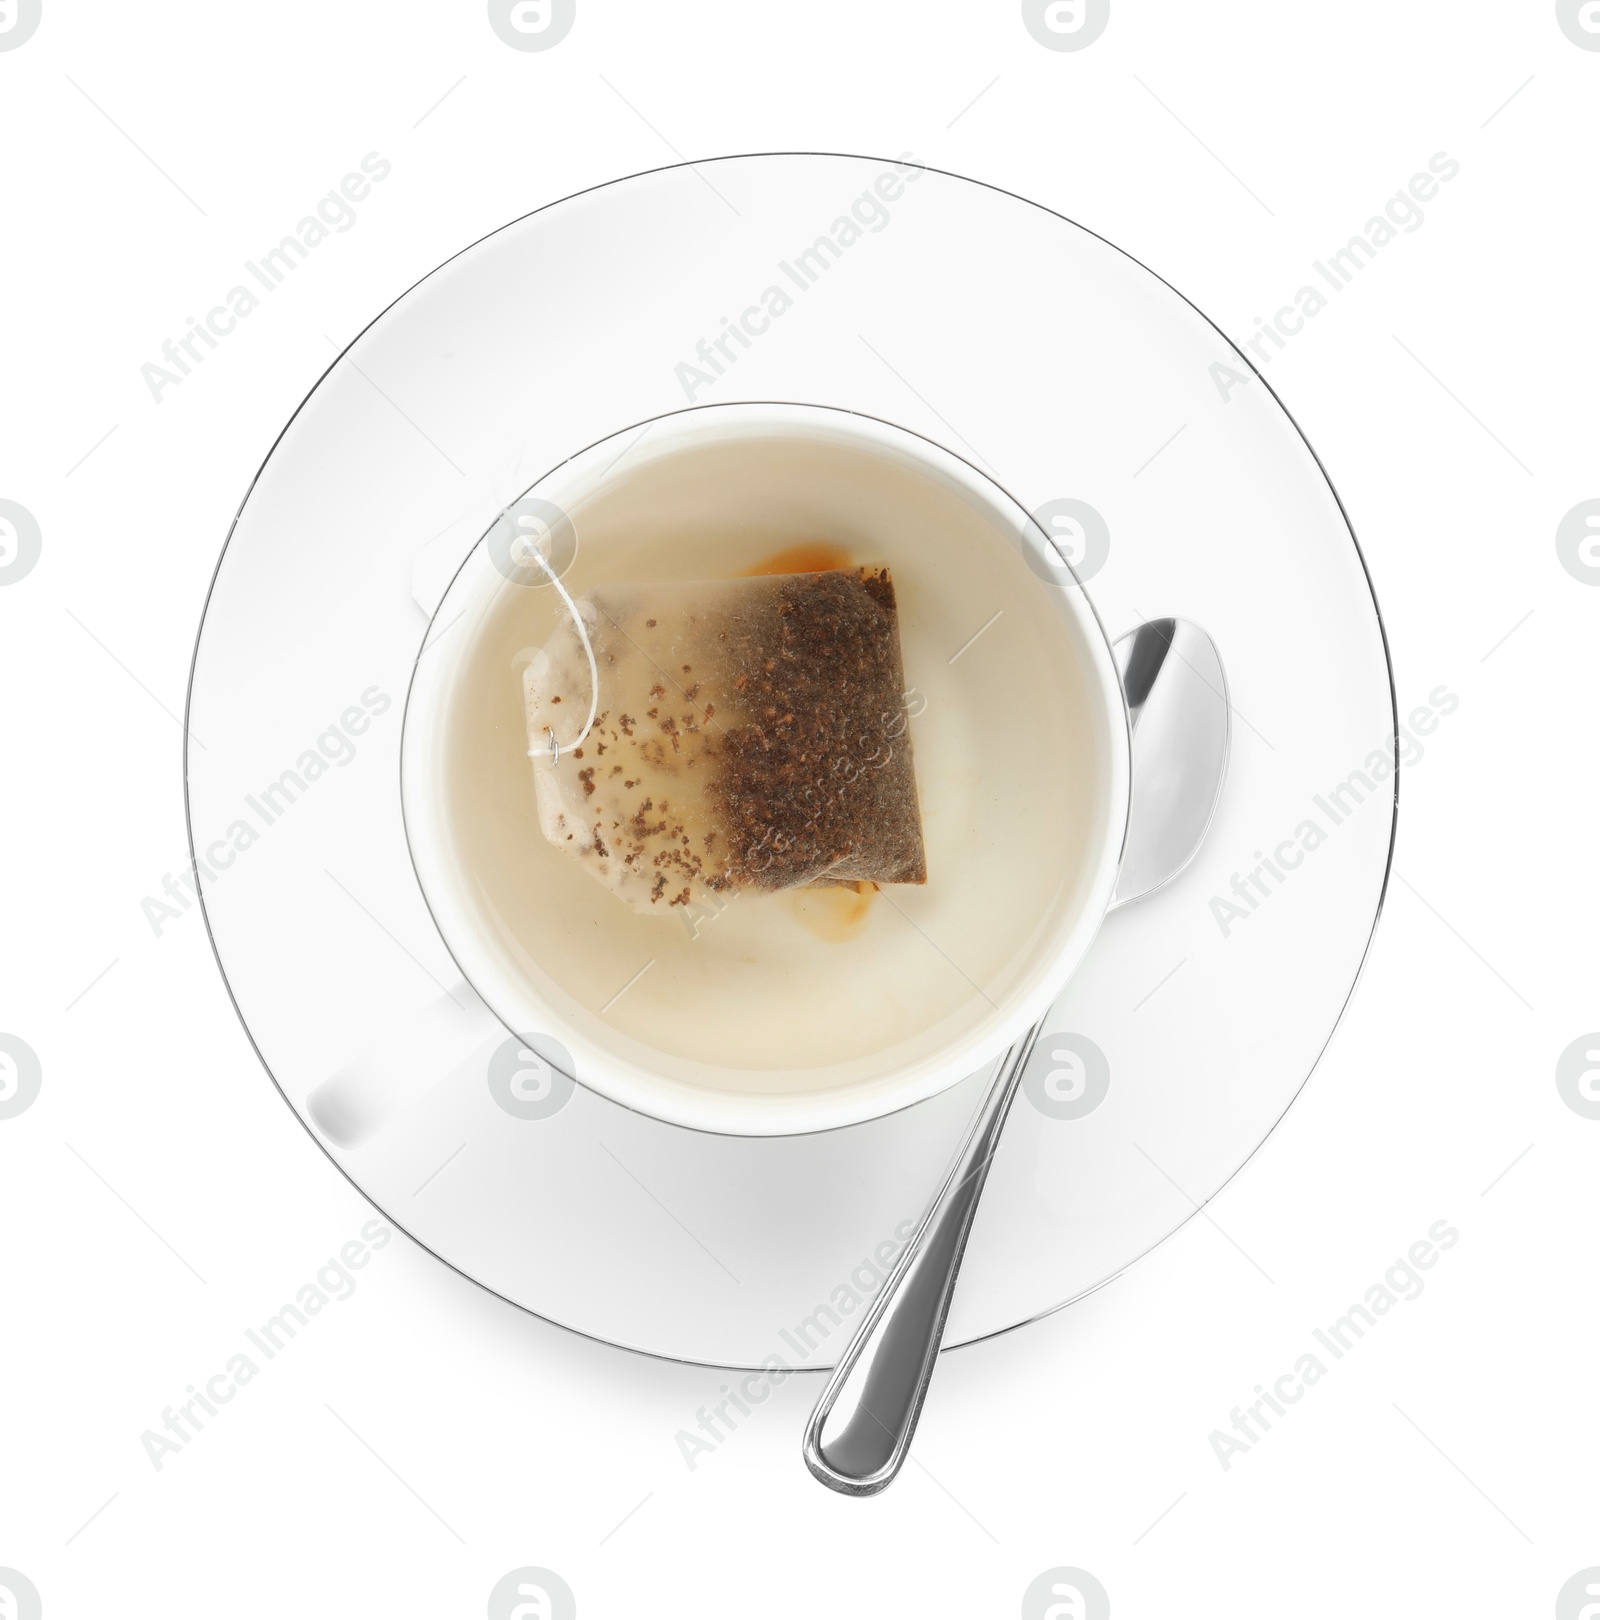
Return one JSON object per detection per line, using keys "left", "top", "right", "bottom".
{"left": 522, "top": 567, "right": 926, "bottom": 914}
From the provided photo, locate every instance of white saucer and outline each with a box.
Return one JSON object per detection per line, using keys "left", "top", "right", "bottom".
{"left": 187, "top": 154, "right": 1395, "bottom": 1367}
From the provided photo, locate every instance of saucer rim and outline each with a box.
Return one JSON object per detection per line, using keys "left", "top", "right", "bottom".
{"left": 183, "top": 149, "right": 1398, "bottom": 1368}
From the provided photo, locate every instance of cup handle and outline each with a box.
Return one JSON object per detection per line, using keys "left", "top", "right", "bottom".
{"left": 306, "top": 982, "right": 503, "bottom": 1149}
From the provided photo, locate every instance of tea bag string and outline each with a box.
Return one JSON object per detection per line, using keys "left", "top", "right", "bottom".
{"left": 508, "top": 509, "right": 598, "bottom": 766}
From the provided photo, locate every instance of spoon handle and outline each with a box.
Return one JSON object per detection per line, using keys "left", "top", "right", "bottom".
{"left": 802, "top": 1023, "right": 1042, "bottom": 1495}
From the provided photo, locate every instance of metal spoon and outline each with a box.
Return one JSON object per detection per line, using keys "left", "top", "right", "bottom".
{"left": 802, "top": 618, "right": 1231, "bottom": 1495}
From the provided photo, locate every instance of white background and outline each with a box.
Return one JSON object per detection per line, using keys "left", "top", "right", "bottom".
{"left": 2, "top": 2, "right": 1597, "bottom": 1615}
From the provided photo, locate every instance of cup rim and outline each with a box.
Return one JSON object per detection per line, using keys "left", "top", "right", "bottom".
{"left": 400, "top": 399, "right": 1133, "bottom": 1137}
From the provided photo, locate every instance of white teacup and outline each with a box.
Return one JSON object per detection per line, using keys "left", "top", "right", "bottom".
{"left": 391, "top": 403, "right": 1130, "bottom": 1137}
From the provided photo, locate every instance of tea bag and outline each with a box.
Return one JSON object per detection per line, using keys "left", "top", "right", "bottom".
{"left": 522, "top": 567, "right": 926, "bottom": 913}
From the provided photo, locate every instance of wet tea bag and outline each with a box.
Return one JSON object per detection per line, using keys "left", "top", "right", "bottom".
{"left": 522, "top": 567, "right": 926, "bottom": 914}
